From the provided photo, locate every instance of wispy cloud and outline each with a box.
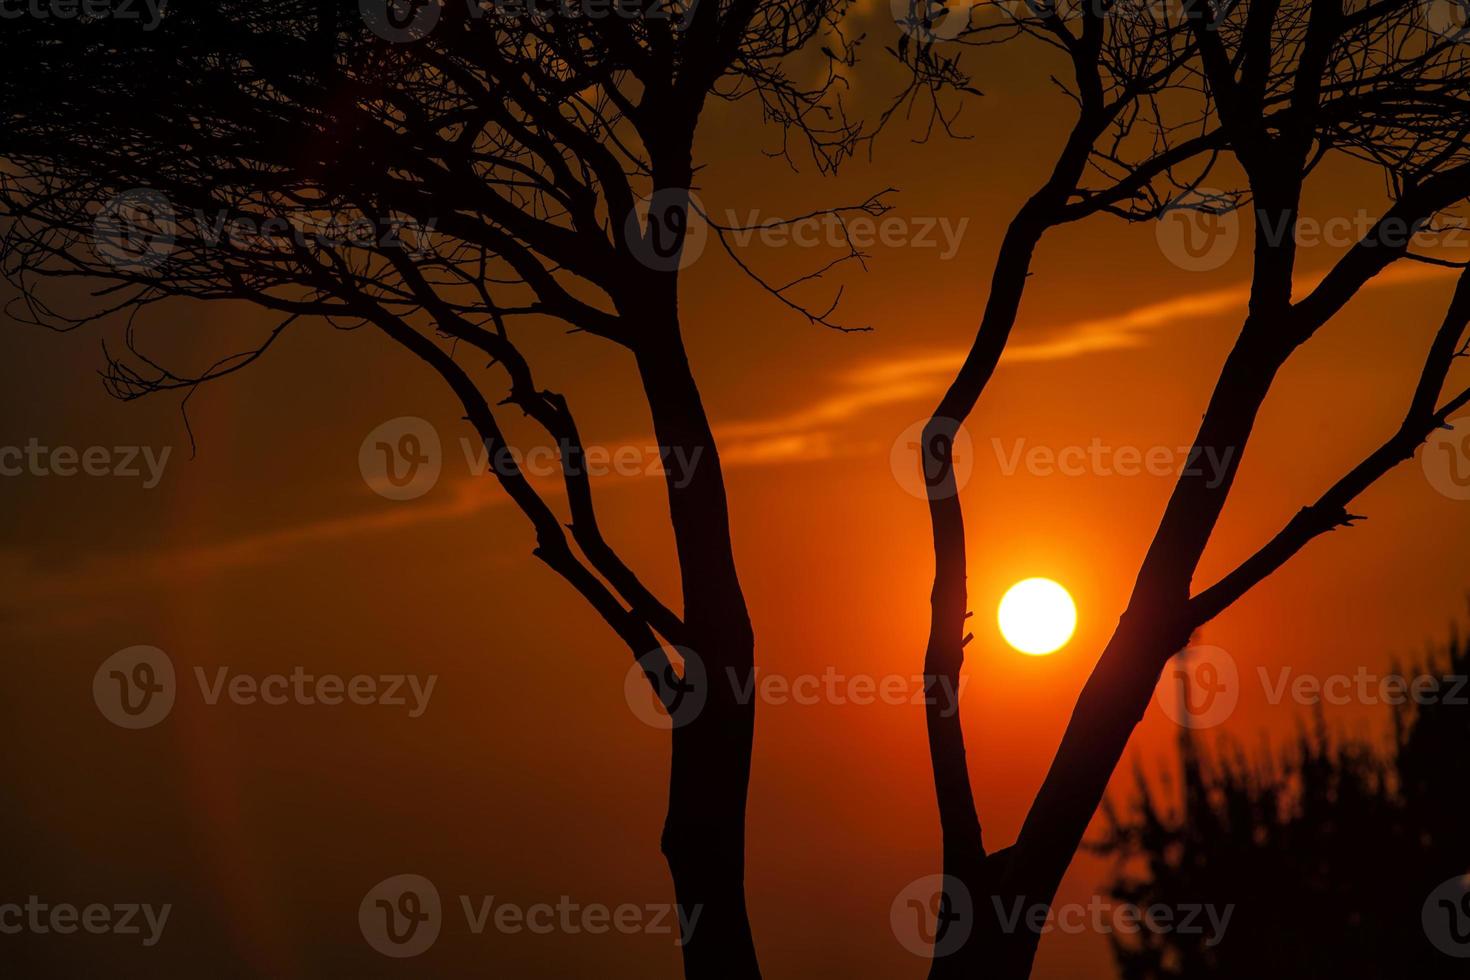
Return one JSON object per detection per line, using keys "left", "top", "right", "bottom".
{"left": 714, "top": 262, "right": 1458, "bottom": 464}
{"left": 710, "top": 284, "right": 1249, "bottom": 462}
{"left": 5, "top": 261, "right": 1453, "bottom": 609}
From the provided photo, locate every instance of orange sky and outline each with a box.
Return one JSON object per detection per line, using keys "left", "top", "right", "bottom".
{"left": 3, "top": 9, "right": 1470, "bottom": 977}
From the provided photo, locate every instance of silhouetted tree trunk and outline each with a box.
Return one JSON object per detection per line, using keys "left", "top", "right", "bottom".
{"left": 905, "top": 1, "right": 1470, "bottom": 975}
{"left": 637, "top": 319, "right": 760, "bottom": 977}
{"left": 0, "top": 6, "right": 865, "bottom": 977}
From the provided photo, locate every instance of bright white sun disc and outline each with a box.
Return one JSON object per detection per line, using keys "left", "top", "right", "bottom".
{"left": 998, "top": 578, "right": 1076, "bottom": 655}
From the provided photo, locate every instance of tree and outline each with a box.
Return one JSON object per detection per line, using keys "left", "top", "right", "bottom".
{"left": 0, "top": 3, "right": 863, "bottom": 976}
{"left": 898, "top": 0, "right": 1470, "bottom": 975}
{"left": 1093, "top": 617, "right": 1470, "bottom": 977}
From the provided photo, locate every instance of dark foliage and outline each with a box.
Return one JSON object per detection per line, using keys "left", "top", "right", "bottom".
{"left": 1095, "top": 617, "right": 1470, "bottom": 978}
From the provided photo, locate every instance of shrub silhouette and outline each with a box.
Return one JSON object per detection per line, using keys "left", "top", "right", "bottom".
{"left": 1094, "top": 617, "right": 1470, "bottom": 978}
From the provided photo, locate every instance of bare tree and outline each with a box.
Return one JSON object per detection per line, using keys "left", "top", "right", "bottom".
{"left": 0, "top": 2, "right": 867, "bottom": 976}
{"left": 897, "top": 0, "right": 1470, "bottom": 975}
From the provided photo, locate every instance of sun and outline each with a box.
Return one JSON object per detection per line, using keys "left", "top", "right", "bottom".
{"left": 998, "top": 578, "right": 1077, "bottom": 655}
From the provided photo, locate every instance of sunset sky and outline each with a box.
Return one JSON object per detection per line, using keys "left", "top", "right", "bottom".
{"left": 3, "top": 6, "right": 1470, "bottom": 976}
